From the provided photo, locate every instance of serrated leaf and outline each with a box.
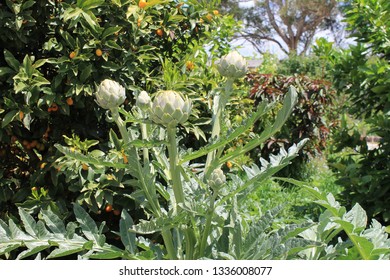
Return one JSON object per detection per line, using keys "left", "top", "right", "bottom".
{"left": 73, "top": 203, "right": 100, "bottom": 245}
{"left": 18, "top": 208, "right": 37, "bottom": 237}
{"left": 47, "top": 246, "right": 85, "bottom": 259}
{"left": 120, "top": 210, "right": 136, "bottom": 254}
{"left": 180, "top": 101, "right": 270, "bottom": 163}
{"left": 55, "top": 144, "right": 127, "bottom": 169}
{"left": 9, "top": 219, "right": 32, "bottom": 240}
{"left": 17, "top": 244, "right": 51, "bottom": 260}
{"left": 41, "top": 209, "right": 66, "bottom": 235}
{"left": 343, "top": 203, "right": 367, "bottom": 233}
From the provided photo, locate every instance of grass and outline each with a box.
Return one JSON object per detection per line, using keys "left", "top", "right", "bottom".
{"left": 244, "top": 156, "right": 344, "bottom": 223}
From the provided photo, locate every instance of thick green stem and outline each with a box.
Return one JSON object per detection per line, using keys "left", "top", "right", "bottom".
{"left": 111, "top": 108, "right": 132, "bottom": 145}
{"left": 205, "top": 78, "right": 234, "bottom": 176}
{"left": 198, "top": 191, "right": 218, "bottom": 258}
{"left": 140, "top": 122, "right": 150, "bottom": 164}
{"left": 112, "top": 108, "right": 177, "bottom": 259}
{"left": 166, "top": 125, "right": 185, "bottom": 209}
{"left": 162, "top": 230, "right": 177, "bottom": 260}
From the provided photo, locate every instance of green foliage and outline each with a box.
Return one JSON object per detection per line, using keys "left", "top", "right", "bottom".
{"left": 0, "top": 0, "right": 233, "bottom": 218}
{"left": 278, "top": 178, "right": 390, "bottom": 260}
{"left": 246, "top": 73, "right": 337, "bottom": 179}
{"left": 324, "top": 0, "right": 390, "bottom": 223}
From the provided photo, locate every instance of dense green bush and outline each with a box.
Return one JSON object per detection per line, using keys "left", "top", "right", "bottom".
{"left": 246, "top": 73, "right": 337, "bottom": 179}
{"left": 0, "top": 0, "right": 238, "bottom": 219}
{"left": 325, "top": 0, "right": 390, "bottom": 224}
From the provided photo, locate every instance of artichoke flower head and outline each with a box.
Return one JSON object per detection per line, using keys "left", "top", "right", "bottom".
{"left": 150, "top": 90, "right": 192, "bottom": 127}
{"left": 209, "top": 168, "right": 226, "bottom": 190}
{"left": 216, "top": 51, "right": 248, "bottom": 79}
{"left": 136, "top": 91, "right": 151, "bottom": 112}
{"left": 95, "top": 79, "right": 126, "bottom": 110}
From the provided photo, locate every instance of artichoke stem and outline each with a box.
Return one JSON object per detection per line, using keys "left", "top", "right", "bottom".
{"left": 140, "top": 122, "right": 150, "bottom": 164}
{"left": 205, "top": 78, "right": 234, "bottom": 176}
{"left": 167, "top": 125, "right": 185, "bottom": 210}
{"left": 111, "top": 108, "right": 133, "bottom": 145}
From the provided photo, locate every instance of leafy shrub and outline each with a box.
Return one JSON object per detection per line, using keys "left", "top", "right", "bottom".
{"left": 325, "top": 0, "right": 390, "bottom": 224}
{"left": 246, "top": 73, "right": 337, "bottom": 179}
{"left": 0, "top": 0, "right": 238, "bottom": 218}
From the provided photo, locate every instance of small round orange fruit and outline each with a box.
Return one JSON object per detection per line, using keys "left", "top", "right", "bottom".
{"left": 226, "top": 161, "right": 233, "bottom": 169}
{"left": 138, "top": 0, "right": 147, "bottom": 8}
{"left": 95, "top": 48, "right": 103, "bottom": 57}
{"left": 82, "top": 163, "right": 89, "bottom": 170}
{"left": 69, "top": 51, "right": 76, "bottom": 59}
{"left": 19, "top": 111, "right": 24, "bottom": 121}
{"left": 66, "top": 97, "right": 74, "bottom": 106}
{"left": 213, "top": 10, "right": 219, "bottom": 16}
{"left": 186, "top": 61, "right": 194, "bottom": 71}
{"left": 105, "top": 204, "right": 113, "bottom": 213}
{"left": 156, "top": 28, "right": 163, "bottom": 37}
{"left": 137, "top": 18, "right": 142, "bottom": 27}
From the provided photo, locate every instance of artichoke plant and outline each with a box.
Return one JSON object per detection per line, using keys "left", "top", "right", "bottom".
{"left": 95, "top": 79, "right": 126, "bottom": 110}
{"left": 209, "top": 168, "right": 226, "bottom": 190}
{"left": 216, "top": 51, "right": 248, "bottom": 79}
{"left": 150, "top": 90, "right": 192, "bottom": 127}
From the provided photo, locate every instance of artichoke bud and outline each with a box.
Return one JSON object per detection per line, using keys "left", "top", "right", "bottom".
{"left": 95, "top": 79, "right": 126, "bottom": 110}
{"left": 209, "top": 168, "right": 226, "bottom": 190}
{"left": 216, "top": 51, "right": 248, "bottom": 79}
{"left": 150, "top": 90, "right": 192, "bottom": 127}
{"left": 136, "top": 91, "right": 151, "bottom": 112}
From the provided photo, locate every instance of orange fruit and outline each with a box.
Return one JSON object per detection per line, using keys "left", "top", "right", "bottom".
{"left": 156, "top": 29, "right": 163, "bottom": 37}
{"left": 138, "top": 0, "right": 147, "bottom": 8}
{"left": 123, "top": 153, "right": 128, "bottom": 164}
{"left": 40, "top": 162, "right": 47, "bottom": 169}
{"left": 186, "top": 61, "right": 194, "bottom": 71}
{"left": 137, "top": 18, "right": 142, "bottom": 27}
{"left": 213, "top": 10, "right": 219, "bottom": 16}
{"left": 82, "top": 163, "right": 89, "bottom": 170}
{"left": 66, "top": 97, "right": 74, "bottom": 106}
{"left": 95, "top": 48, "right": 103, "bottom": 57}
{"left": 226, "top": 161, "right": 233, "bottom": 169}
{"left": 69, "top": 51, "right": 76, "bottom": 59}
{"left": 105, "top": 204, "right": 113, "bottom": 213}
{"left": 19, "top": 111, "right": 24, "bottom": 120}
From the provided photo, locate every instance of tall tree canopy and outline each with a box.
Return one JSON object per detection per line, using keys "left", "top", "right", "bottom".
{"left": 221, "top": 0, "right": 339, "bottom": 55}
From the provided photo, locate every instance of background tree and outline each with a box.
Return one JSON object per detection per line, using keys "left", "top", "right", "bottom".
{"left": 221, "top": 0, "right": 340, "bottom": 55}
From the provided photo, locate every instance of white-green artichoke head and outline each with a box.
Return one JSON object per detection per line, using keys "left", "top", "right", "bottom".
{"left": 209, "top": 168, "right": 226, "bottom": 190}
{"left": 216, "top": 51, "right": 247, "bottom": 79}
{"left": 136, "top": 91, "right": 151, "bottom": 112}
{"left": 150, "top": 90, "right": 192, "bottom": 127}
{"left": 95, "top": 79, "right": 126, "bottom": 110}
